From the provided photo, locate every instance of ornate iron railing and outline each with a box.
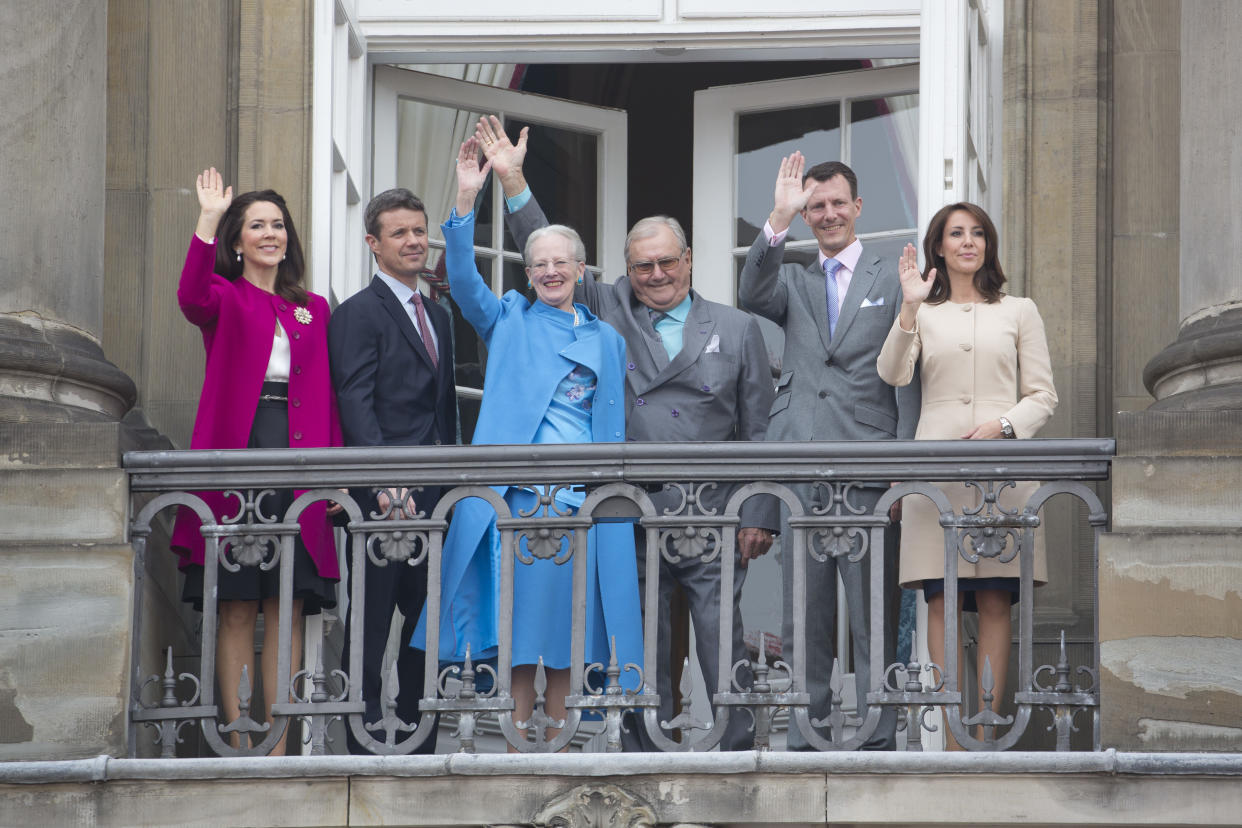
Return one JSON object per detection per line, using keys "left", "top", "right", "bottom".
{"left": 124, "top": 439, "right": 1112, "bottom": 756}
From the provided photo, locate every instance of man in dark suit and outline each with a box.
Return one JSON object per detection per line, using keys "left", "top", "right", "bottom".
{"left": 474, "top": 116, "right": 776, "bottom": 750}
{"left": 328, "top": 188, "right": 456, "bottom": 754}
{"left": 738, "top": 153, "right": 919, "bottom": 750}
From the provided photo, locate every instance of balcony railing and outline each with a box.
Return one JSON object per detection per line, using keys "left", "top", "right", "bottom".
{"left": 124, "top": 439, "right": 1113, "bottom": 757}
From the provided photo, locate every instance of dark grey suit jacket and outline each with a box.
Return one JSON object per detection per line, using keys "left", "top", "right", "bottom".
{"left": 738, "top": 233, "right": 919, "bottom": 451}
{"left": 507, "top": 198, "right": 777, "bottom": 531}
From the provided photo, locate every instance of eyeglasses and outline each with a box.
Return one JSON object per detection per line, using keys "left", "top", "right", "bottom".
{"left": 628, "top": 253, "right": 683, "bottom": 276}
{"left": 527, "top": 258, "right": 578, "bottom": 274}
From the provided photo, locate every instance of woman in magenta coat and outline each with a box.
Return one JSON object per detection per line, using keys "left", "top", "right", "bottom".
{"left": 171, "top": 168, "right": 342, "bottom": 754}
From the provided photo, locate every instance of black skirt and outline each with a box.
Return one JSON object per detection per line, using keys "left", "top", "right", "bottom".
{"left": 182, "top": 383, "right": 338, "bottom": 615}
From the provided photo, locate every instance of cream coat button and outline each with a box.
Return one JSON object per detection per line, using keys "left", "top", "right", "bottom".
{"left": 960, "top": 343, "right": 973, "bottom": 351}
{"left": 961, "top": 395, "right": 972, "bottom": 404}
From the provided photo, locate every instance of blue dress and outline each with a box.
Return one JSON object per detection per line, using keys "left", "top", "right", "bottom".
{"left": 411, "top": 210, "right": 642, "bottom": 680}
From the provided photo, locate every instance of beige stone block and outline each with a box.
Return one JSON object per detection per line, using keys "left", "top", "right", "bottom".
{"left": 103, "top": 189, "right": 149, "bottom": 390}
{"left": 1111, "top": 234, "right": 1180, "bottom": 400}
{"left": 0, "top": 544, "right": 132, "bottom": 759}
{"left": 1114, "top": 0, "right": 1181, "bottom": 54}
{"left": 0, "top": 470, "right": 127, "bottom": 543}
{"left": 144, "top": 188, "right": 208, "bottom": 448}
{"left": 105, "top": 0, "right": 149, "bottom": 192}
{"left": 350, "top": 773, "right": 825, "bottom": 825}
{"left": 1029, "top": 0, "right": 1082, "bottom": 101}
{"left": 1111, "top": 456, "right": 1242, "bottom": 530}
{"left": 1111, "top": 52, "right": 1180, "bottom": 237}
{"left": 1100, "top": 532, "right": 1242, "bottom": 641}
{"left": 0, "top": 779, "right": 349, "bottom": 827}
{"left": 1102, "top": 652, "right": 1242, "bottom": 751}
{"left": 147, "top": 1, "right": 232, "bottom": 189}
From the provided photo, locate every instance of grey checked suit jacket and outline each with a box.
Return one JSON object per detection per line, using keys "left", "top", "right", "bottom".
{"left": 738, "top": 234, "right": 919, "bottom": 448}
{"left": 507, "top": 198, "right": 778, "bottom": 530}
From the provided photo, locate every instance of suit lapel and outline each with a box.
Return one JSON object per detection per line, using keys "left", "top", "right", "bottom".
{"left": 370, "top": 276, "right": 436, "bottom": 372}
{"left": 826, "top": 255, "right": 880, "bottom": 356}
{"left": 639, "top": 295, "right": 714, "bottom": 394}
{"left": 632, "top": 299, "right": 671, "bottom": 374}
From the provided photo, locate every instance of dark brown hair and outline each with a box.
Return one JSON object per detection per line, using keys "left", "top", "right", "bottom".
{"left": 215, "top": 190, "right": 308, "bottom": 306}
{"left": 364, "top": 188, "right": 426, "bottom": 238}
{"left": 802, "top": 160, "right": 859, "bottom": 200}
{"left": 921, "top": 201, "right": 1006, "bottom": 304}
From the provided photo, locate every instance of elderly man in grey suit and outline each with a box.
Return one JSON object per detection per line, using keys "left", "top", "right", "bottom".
{"left": 474, "top": 116, "right": 776, "bottom": 751}
{"left": 738, "top": 152, "right": 918, "bottom": 750}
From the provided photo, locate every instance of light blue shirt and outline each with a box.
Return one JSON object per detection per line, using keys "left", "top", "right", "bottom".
{"left": 652, "top": 293, "right": 692, "bottom": 361}
{"left": 505, "top": 187, "right": 533, "bottom": 214}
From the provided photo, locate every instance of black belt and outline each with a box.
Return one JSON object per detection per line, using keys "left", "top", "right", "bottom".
{"left": 258, "top": 380, "right": 289, "bottom": 402}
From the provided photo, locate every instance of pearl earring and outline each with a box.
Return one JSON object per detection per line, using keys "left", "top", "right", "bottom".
{"left": 235, "top": 250, "right": 242, "bottom": 262}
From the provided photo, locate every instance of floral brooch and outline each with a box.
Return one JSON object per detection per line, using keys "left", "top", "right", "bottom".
{"left": 293, "top": 306, "right": 313, "bottom": 325}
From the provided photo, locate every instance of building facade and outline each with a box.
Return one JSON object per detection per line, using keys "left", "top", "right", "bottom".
{"left": 1, "top": 0, "right": 1240, "bottom": 824}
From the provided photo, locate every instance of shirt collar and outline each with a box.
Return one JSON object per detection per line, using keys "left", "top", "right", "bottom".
{"left": 818, "top": 237, "right": 863, "bottom": 275}
{"left": 376, "top": 269, "right": 424, "bottom": 304}
{"left": 659, "top": 292, "right": 693, "bottom": 324}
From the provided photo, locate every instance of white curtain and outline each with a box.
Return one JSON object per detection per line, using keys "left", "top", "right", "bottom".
{"left": 395, "top": 64, "right": 519, "bottom": 237}
{"left": 869, "top": 59, "right": 919, "bottom": 226}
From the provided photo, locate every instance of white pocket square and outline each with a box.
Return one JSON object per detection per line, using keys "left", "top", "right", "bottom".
{"left": 860, "top": 296, "right": 886, "bottom": 308}
{"left": 704, "top": 333, "right": 721, "bottom": 354}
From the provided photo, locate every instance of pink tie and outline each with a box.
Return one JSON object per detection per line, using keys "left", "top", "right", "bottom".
{"left": 410, "top": 293, "right": 439, "bottom": 370}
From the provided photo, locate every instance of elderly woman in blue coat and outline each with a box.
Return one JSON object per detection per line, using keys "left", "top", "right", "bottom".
{"left": 413, "top": 138, "right": 641, "bottom": 741}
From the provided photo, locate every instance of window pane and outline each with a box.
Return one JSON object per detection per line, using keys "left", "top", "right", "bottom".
{"left": 395, "top": 98, "right": 487, "bottom": 245}
{"left": 502, "top": 258, "right": 529, "bottom": 298}
{"left": 733, "top": 246, "right": 818, "bottom": 307}
{"left": 849, "top": 94, "right": 918, "bottom": 234}
{"left": 855, "top": 233, "right": 917, "bottom": 267}
{"left": 504, "top": 118, "right": 598, "bottom": 264}
{"left": 736, "top": 104, "right": 840, "bottom": 246}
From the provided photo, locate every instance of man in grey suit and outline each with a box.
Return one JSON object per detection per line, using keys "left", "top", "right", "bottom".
{"left": 738, "top": 152, "right": 918, "bottom": 750}
{"left": 475, "top": 116, "right": 776, "bottom": 750}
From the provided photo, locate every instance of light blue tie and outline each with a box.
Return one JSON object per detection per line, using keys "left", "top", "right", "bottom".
{"left": 824, "top": 258, "right": 842, "bottom": 339}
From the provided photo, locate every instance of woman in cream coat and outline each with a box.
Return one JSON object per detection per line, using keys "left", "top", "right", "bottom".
{"left": 877, "top": 201, "right": 1056, "bottom": 745}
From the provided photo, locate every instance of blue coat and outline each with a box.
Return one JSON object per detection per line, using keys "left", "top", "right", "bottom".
{"left": 413, "top": 214, "right": 641, "bottom": 678}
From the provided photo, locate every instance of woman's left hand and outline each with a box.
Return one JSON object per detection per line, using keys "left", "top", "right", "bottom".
{"left": 962, "top": 419, "right": 1005, "bottom": 440}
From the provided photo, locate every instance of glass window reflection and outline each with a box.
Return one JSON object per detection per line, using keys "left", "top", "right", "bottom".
{"left": 849, "top": 93, "right": 918, "bottom": 235}
{"left": 736, "top": 104, "right": 840, "bottom": 246}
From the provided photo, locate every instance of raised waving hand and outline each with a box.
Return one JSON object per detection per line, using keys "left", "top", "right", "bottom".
{"left": 454, "top": 137, "right": 493, "bottom": 217}
{"left": 767, "top": 151, "right": 813, "bottom": 234}
{"left": 896, "top": 242, "right": 934, "bottom": 331}
{"left": 194, "top": 167, "right": 233, "bottom": 242}
{"left": 474, "top": 115, "right": 529, "bottom": 197}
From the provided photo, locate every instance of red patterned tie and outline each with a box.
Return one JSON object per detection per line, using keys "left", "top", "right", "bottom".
{"left": 410, "top": 292, "right": 439, "bottom": 370}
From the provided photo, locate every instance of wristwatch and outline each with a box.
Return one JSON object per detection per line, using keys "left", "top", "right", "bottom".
{"left": 998, "top": 416, "right": 1016, "bottom": 439}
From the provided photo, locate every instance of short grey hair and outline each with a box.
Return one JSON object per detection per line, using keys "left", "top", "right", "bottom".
{"left": 624, "top": 215, "right": 688, "bottom": 263}
{"left": 524, "top": 224, "right": 586, "bottom": 266}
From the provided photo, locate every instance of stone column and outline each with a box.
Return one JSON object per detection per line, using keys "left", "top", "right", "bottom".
{"left": 0, "top": 2, "right": 135, "bottom": 422}
{"left": 0, "top": 2, "right": 137, "bottom": 759}
{"left": 1101, "top": 0, "right": 1242, "bottom": 751}
{"left": 1142, "top": 0, "right": 1242, "bottom": 409}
